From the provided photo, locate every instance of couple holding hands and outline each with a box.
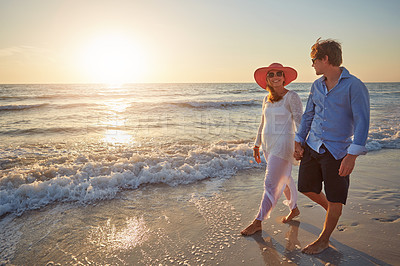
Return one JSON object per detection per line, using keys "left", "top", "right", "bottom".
{"left": 241, "top": 38, "right": 370, "bottom": 255}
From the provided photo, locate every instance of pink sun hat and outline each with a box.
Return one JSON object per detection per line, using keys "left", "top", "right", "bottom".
{"left": 254, "top": 63, "right": 298, "bottom": 89}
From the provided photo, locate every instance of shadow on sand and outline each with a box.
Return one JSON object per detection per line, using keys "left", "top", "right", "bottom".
{"left": 248, "top": 220, "right": 391, "bottom": 266}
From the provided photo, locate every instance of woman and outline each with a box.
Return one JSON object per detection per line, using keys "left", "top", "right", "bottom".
{"left": 241, "top": 63, "right": 303, "bottom": 236}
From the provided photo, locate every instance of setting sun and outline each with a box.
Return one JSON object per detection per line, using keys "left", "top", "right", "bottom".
{"left": 80, "top": 34, "right": 147, "bottom": 84}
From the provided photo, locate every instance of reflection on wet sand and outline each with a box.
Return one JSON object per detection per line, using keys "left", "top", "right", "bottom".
{"left": 248, "top": 220, "right": 352, "bottom": 265}
{"left": 88, "top": 216, "right": 149, "bottom": 251}
{"left": 252, "top": 221, "right": 301, "bottom": 265}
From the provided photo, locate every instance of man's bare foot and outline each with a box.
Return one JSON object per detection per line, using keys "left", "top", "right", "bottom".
{"left": 302, "top": 238, "right": 330, "bottom": 254}
{"left": 282, "top": 207, "right": 300, "bottom": 223}
{"left": 240, "top": 220, "right": 262, "bottom": 236}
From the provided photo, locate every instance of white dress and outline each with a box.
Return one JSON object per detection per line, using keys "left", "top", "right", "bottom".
{"left": 254, "top": 90, "right": 303, "bottom": 220}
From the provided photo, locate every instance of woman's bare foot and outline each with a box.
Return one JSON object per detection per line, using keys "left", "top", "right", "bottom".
{"left": 240, "top": 220, "right": 262, "bottom": 236}
{"left": 282, "top": 207, "right": 300, "bottom": 223}
{"left": 302, "top": 238, "right": 330, "bottom": 254}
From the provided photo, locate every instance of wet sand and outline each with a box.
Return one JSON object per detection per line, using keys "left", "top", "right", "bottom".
{"left": 1, "top": 149, "right": 399, "bottom": 265}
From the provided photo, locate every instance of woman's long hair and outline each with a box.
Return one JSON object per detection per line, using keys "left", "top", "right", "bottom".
{"left": 266, "top": 73, "right": 285, "bottom": 103}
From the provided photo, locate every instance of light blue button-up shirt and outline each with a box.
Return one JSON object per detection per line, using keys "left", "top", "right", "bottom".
{"left": 295, "top": 67, "right": 370, "bottom": 160}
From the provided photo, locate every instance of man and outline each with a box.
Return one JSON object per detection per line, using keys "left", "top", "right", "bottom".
{"left": 294, "top": 38, "right": 370, "bottom": 254}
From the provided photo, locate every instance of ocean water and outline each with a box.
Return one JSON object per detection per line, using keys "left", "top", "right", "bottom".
{"left": 0, "top": 83, "right": 399, "bottom": 217}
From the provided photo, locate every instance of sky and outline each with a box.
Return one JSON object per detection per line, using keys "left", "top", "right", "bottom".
{"left": 0, "top": 0, "right": 399, "bottom": 84}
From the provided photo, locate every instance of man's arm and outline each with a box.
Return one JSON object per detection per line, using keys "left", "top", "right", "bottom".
{"left": 339, "top": 154, "right": 358, "bottom": 176}
{"left": 294, "top": 86, "right": 316, "bottom": 159}
{"left": 347, "top": 80, "right": 370, "bottom": 156}
{"left": 340, "top": 80, "right": 370, "bottom": 176}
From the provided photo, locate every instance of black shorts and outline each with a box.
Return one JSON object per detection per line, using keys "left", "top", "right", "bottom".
{"left": 298, "top": 144, "right": 349, "bottom": 204}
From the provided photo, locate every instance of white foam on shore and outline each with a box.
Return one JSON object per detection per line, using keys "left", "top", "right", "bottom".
{"left": 367, "top": 124, "right": 400, "bottom": 150}
{"left": 0, "top": 141, "right": 261, "bottom": 217}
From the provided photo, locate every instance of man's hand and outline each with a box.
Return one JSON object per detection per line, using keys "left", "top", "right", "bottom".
{"left": 339, "top": 154, "right": 358, "bottom": 176}
{"left": 294, "top": 141, "right": 304, "bottom": 160}
{"left": 253, "top": 148, "right": 261, "bottom": 164}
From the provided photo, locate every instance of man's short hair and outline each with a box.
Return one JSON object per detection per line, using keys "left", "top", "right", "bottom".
{"left": 311, "top": 38, "right": 343, "bottom": 66}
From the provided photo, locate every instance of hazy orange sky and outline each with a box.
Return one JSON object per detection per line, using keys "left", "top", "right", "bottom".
{"left": 0, "top": 0, "right": 399, "bottom": 84}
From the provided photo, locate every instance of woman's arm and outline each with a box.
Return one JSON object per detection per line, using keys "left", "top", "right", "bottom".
{"left": 288, "top": 91, "right": 303, "bottom": 130}
{"left": 254, "top": 96, "right": 266, "bottom": 147}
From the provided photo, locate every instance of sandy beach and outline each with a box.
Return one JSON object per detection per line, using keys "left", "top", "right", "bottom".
{"left": 0, "top": 149, "right": 398, "bottom": 265}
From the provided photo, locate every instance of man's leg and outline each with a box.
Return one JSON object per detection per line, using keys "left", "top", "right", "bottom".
{"left": 301, "top": 147, "right": 349, "bottom": 253}
{"left": 303, "top": 191, "right": 328, "bottom": 210}
{"left": 302, "top": 201, "right": 342, "bottom": 254}
{"left": 299, "top": 145, "right": 348, "bottom": 254}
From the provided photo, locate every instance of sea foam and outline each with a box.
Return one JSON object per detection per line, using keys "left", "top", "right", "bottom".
{"left": 0, "top": 141, "right": 261, "bottom": 216}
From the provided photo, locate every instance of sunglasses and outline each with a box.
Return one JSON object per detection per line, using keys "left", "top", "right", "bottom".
{"left": 267, "top": 71, "right": 283, "bottom": 78}
{"left": 311, "top": 57, "right": 318, "bottom": 63}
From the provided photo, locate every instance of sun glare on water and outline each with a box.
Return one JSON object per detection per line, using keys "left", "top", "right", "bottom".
{"left": 102, "top": 100, "right": 133, "bottom": 144}
{"left": 81, "top": 34, "right": 146, "bottom": 85}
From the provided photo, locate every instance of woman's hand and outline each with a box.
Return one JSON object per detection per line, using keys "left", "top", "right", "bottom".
{"left": 253, "top": 147, "right": 261, "bottom": 164}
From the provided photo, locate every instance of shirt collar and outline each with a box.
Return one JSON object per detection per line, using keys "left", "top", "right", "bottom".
{"left": 339, "top": 67, "right": 351, "bottom": 80}
{"left": 317, "top": 66, "right": 351, "bottom": 84}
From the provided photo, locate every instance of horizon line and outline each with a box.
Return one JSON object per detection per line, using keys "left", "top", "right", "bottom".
{"left": 1, "top": 81, "right": 399, "bottom": 85}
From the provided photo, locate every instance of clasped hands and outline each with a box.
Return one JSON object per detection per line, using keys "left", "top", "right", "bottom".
{"left": 294, "top": 141, "right": 304, "bottom": 161}
{"left": 292, "top": 141, "right": 357, "bottom": 176}
{"left": 253, "top": 142, "right": 304, "bottom": 164}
